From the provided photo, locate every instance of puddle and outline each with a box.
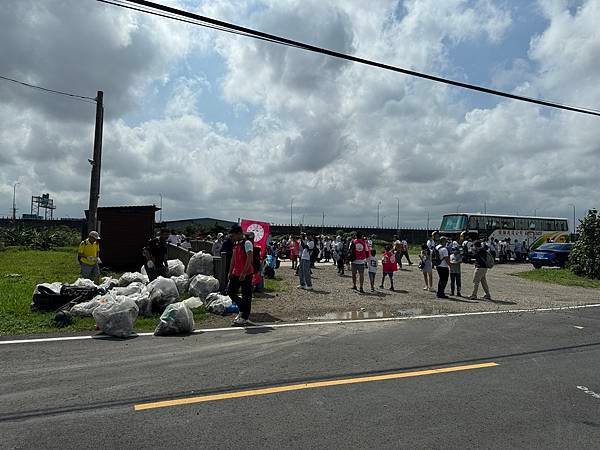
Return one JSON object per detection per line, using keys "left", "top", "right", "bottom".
{"left": 308, "top": 311, "right": 386, "bottom": 320}
{"left": 395, "top": 307, "right": 442, "bottom": 316}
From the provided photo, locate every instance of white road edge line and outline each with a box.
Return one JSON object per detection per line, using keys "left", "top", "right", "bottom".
{"left": 2, "top": 303, "right": 600, "bottom": 346}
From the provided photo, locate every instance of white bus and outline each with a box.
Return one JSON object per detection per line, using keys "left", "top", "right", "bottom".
{"left": 439, "top": 213, "right": 569, "bottom": 249}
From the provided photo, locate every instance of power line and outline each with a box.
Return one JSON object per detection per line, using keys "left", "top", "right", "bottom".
{"left": 99, "top": 0, "right": 600, "bottom": 118}
{"left": 0, "top": 75, "right": 97, "bottom": 103}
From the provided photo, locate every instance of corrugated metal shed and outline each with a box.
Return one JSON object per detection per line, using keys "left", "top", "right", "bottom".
{"left": 89, "top": 205, "right": 159, "bottom": 270}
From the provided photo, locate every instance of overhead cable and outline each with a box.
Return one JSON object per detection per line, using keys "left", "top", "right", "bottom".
{"left": 0, "top": 75, "right": 97, "bottom": 103}
{"left": 98, "top": 0, "right": 600, "bottom": 118}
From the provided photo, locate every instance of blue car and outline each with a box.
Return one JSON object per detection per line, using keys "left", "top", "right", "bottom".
{"left": 528, "top": 243, "right": 574, "bottom": 269}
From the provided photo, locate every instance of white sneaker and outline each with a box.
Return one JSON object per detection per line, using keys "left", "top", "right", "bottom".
{"left": 297, "top": 285, "right": 306, "bottom": 289}
{"left": 304, "top": 286, "right": 313, "bottom": 290}
{"left": 232, "top": 317, "right": 248, "bottom": 327}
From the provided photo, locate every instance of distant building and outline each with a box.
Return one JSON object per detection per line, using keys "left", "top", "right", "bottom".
{"left": 161, "top": 217, "right": 237, "bottom": 231}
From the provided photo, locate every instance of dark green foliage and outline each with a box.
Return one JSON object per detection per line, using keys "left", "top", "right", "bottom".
{"left": 0, "top": 226, "right": 81, "bottom": 250}
{"left": 568, "top": 209, "right": 600, "bottom": 279}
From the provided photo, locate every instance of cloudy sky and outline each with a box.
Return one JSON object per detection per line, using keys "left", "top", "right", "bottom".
{"left": 1, "top": 0, "right": 598, "bottom": 229}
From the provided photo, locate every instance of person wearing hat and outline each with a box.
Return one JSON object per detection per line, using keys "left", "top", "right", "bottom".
{"left": 78, "top": 231, "right": 101, "bottom": 282}
{"left": 212, "top": 232, "right": 224, "bottom": 256}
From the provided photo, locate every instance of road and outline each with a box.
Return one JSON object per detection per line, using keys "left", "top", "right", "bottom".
{"left": 2, "top": 306, "right": 600, "bottom": 449}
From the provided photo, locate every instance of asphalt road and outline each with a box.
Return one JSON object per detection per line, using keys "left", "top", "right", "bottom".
{"left": 2, "top": 307, "right": 600, "bottom": 449}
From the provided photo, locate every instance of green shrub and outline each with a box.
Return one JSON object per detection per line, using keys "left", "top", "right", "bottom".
{"left": 568, "top": 209, "right": 600, "bottom": 279}
{"left": 0, "top": 226, "right": 81, "bottom": 250}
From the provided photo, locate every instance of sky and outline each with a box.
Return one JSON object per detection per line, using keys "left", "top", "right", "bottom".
{"left": 0, "top": 0, "right": 598, "bottom": 229}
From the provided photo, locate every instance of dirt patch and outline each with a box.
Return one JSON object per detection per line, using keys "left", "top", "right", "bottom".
{"left": 199, "top": 261, "right": 600, "bottom": 328}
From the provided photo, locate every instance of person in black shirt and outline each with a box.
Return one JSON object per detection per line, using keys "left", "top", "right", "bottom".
{"left": 143, "top": 228, "right": 169, "bottom": 282}
{"left": 470, "top": 240, "right": 492, "bottom": 300}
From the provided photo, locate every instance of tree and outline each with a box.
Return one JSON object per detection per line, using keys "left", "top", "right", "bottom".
{"left": 568, "top": 209, "right": 600, "bottom": 279}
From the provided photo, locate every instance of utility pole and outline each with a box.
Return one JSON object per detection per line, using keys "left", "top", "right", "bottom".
{"left": 321, "top": 211, "right": 325, "bottom": 236}
{"left": 483, "top": 201, "right": 487, "bottom": 214}
{"left": 159, "top": 193, "right": 163, "bottom": 223}
{"left": 377, "top": 201, "right": 381, "bottom": 228}
{"left": 568, "top": 203, "right": 576, "bottom": 233}
{"left": 290, "top": 198, "right": 294, "bottom": 231}
{"left": 12, "top": 182, "right": 19, "bottom": 222}
{"left": 427, "top": 210, "right": 430, "bottom": 234}
{"left": 87, "top": 90, "right": 104, "bottom": 233}
{"left": 396, "top": 198, "right": 400, "bottom": 234}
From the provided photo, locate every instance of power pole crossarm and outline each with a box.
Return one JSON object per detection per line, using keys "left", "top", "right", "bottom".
{"left": 87, "top": 91, "right": 104, "bottom": 232}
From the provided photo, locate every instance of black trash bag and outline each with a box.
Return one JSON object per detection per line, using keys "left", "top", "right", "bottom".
{"left": 31, "top": 283, "right": 101, "bottom": 312}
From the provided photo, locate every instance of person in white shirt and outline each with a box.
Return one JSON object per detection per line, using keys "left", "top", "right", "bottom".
{"left": 367, "top": 249, "right": 378, "bottom": 292}
{"left": 426, "top": 232, "right": 438, "bottom": 252}
{"left": 212, "top": 233, "right": 224, "bottom": 256}
{"left": 167, "top": 230, "right": 180, "bottom": 246}
{"left": 435, "top": 236, "right": 451, "bottom": 298}
{"left": 298, "top": 232, "right": 314, "bottom": 290}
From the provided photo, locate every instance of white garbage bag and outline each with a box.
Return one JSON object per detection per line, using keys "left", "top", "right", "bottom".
{"left": 70, "top": 292, "right": 115, "bottom": 317}
{"left": 205, "top": 292, "right": 232, "bottom": 315}
{"left": 186, "top": 251, "right": 214, "bottom": 277}
{"left": 188, "top": 274, "right": 219, "bottom": 300}
{"left": 71, "top": 278, "right": 97, "bottom": 288}
{"left": 147, "top": 276, "right": 179, "bottom": 312}
{"left": 118, "top": 272, "right": 148, "bottom": 287}
{"left": 110, "top": 282, "right": 145, "bottom": 297}
{"left": 154, "top": 301, "right": 195, "bottom": 336}
{"left": 128, "top": 288, "right": 152, "bottom": 316}
{"left": 167, "top": 259, "right": 185, "bottom": 277}
{"left": 183, "top": 297, "right": 203, "bottom": 309}
{"left": 140, "top": 265, "right": 147, "bottom": 276}
{"left": 171, "top": 274, "right": 190, "bottom": 295}
{"left": 99, "top": 276, "right": 119, "bottom": 291}
{"left": 92, "top": 297, "right": 139, "bottom": 337}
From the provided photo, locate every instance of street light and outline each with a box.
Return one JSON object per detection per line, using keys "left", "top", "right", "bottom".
{"left": 381, "top": 215, "right": 386, "bottom": 228}
{"left": 290, "top": 197, "right": 294, "bottom": 232}
{"left": 377, "top": 201, "right": 381, "bottom": 228}
{"left": 12, "top": 182, "right": 20, "bottom": 221}
{"left": 534, "top": 208, "right": 537, "bottom": 217}
{"left": 568, "top": 203, "right": 576, "bottom": 233}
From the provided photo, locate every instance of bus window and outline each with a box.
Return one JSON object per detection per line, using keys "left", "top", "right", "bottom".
{"left": 469, "top": 216, "right": 479, "bottom": 229}
{"left": 440, "top": 215, "right": 467, "bottom": 231}
{"left": 516, "top": 218, "right": 528, "bottom": 230}
{"left": 501, "top": 218, "right": 515, "bottom": 229}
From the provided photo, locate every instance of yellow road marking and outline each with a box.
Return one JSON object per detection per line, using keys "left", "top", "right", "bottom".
{"left": 134, "top": 362, "right": 498, "bottom": 411}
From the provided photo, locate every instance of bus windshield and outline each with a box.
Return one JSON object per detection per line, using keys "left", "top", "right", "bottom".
{"left": 440, "top": 215, "right": 467, "bottom": 231}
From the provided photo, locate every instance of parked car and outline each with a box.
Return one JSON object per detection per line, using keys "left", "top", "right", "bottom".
{"left": 528, "top": 243, "right": 574, "bottom": 269}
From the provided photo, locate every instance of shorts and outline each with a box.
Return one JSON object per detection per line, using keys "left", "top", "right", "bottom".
{"left": 351, "top": 262, "right": 365, "bottom": 274}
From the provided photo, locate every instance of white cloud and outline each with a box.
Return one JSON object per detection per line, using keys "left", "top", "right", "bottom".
{"left": 0, "top": 0, "right": 598, "bottom": 229}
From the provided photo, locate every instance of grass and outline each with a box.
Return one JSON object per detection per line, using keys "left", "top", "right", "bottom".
{"left": 0, "top": 246, "right": 206, "bottom": 336}
{"left": 514, "top": 268, "right": 600, "bottom": 289}
{"left": 264, "top": 276, "right": 285, "bottom": 293}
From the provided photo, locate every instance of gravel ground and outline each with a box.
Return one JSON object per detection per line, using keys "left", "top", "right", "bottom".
{"left": 200, "top": 260, "right": 599, "bottom": 327}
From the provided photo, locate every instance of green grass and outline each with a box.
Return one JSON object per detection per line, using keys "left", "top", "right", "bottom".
{"left": 514, "top": 268, "right": 600, "bottom": 289}
{"left": 0, "top": 247, "right": 206, "bottom": 336}
{"left": 264, "top": 276, "right": 285, "bottom": 293}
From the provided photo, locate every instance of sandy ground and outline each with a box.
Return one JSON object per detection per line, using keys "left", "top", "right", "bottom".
{"left": 199, "top": 259, "right": 600, "bottom": 327}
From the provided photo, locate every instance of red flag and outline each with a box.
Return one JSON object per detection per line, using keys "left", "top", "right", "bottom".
{"left": 240, "top": 219, "right": 270, "bottom": 259}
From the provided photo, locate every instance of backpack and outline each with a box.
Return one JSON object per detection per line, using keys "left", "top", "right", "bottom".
{"left": 485, "top": 251, "right": 495, "bottom": 269}
{"left": 348, "top": 241, "right": 356, "bottom": 262}
{"left": 431, "top": 246, "right": 441, "bottom": 267}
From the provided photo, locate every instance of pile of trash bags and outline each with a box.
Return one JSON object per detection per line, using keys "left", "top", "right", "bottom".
{"left": 31, "top": 253, "right": 224, "bottom": 338}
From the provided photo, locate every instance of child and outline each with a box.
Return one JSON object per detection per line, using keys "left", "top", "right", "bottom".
{"left": 419, "top": 244, "right": 433, "bottom": 291}
{"left": 450, "top": 246, "right": 462, "bottom": 296}
{"left": 380, "top": 244, "right": 398, "bottom": 291}
{"left": 367, "top": 249, "right": 378, "bottom": 292}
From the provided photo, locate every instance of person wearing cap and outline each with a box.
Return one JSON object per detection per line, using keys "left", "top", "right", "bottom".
{"left": 78, "top": 231, "right": 101, "bottom": 282}
{"left": 143, "top": 228, "right": 170, "bottom": 282}
{"left": 212, "top": 232, "right": 224, "bottom": 256}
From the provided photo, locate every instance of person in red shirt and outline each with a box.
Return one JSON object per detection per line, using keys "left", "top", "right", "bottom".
{"left": 380, "top": 244, "right": 398, "bottom": 291}
{"left": 350, "top": 231, "right": 369, "bottom": 293}
{"left": 227, "top": 225, "right": 254, "bottom": 326}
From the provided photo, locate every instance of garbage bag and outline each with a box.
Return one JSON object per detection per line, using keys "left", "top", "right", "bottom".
{"left": 171, "top": 274, "right": 190, "bottom": 295}
{"left": 99, "top": 276, "right": 119, "bottom": 291}
{"left": 118, "top": 272, "right": 148, "bottom": 287}
{"left": 188, "top": 274, "right": 219, "bottom": 300}
{"left": 186, "top": 251, "right": 214, "bottom": 277}
{"left": 110, "top": 282, "right": 145, "bottom": 297}
{"left": 31, "top": 283, "right": 99, "bottom": 312}
{"left": 93, "top": 297, "right": 139, "bottom": 338}
{"left": 154, "top": 301, "right": 195, "bottom": 336}
{"left": 205, "top": 292, "right": 232, "bottom": 315}
{"left": 140, "top": 265, "right": 147, "bottom": 276}
{"left": 182, "top": 296, "right": 203, "bottom": 309}
{"left": 167, "top": 259, "right": 185, "bottom": 277}
{"left": 147, "top": 276, "right": 179, "bottom": 313}
{"left": 128, "top": 289, "right": 152, "bottom": 316}
{"left": 70, "top": 292, "right": 115, "bottom": 317}
{"left": 72, "top": 278, "right": 97, "bottom": 288}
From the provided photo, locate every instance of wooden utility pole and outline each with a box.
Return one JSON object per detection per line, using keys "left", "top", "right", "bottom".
{"left": 87, "top": 91, "right": 104, "bottom": 233}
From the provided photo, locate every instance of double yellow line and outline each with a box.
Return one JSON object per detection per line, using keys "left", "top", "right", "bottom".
{"left": 135, "top": 362, "right": 498, "bottom": 411}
